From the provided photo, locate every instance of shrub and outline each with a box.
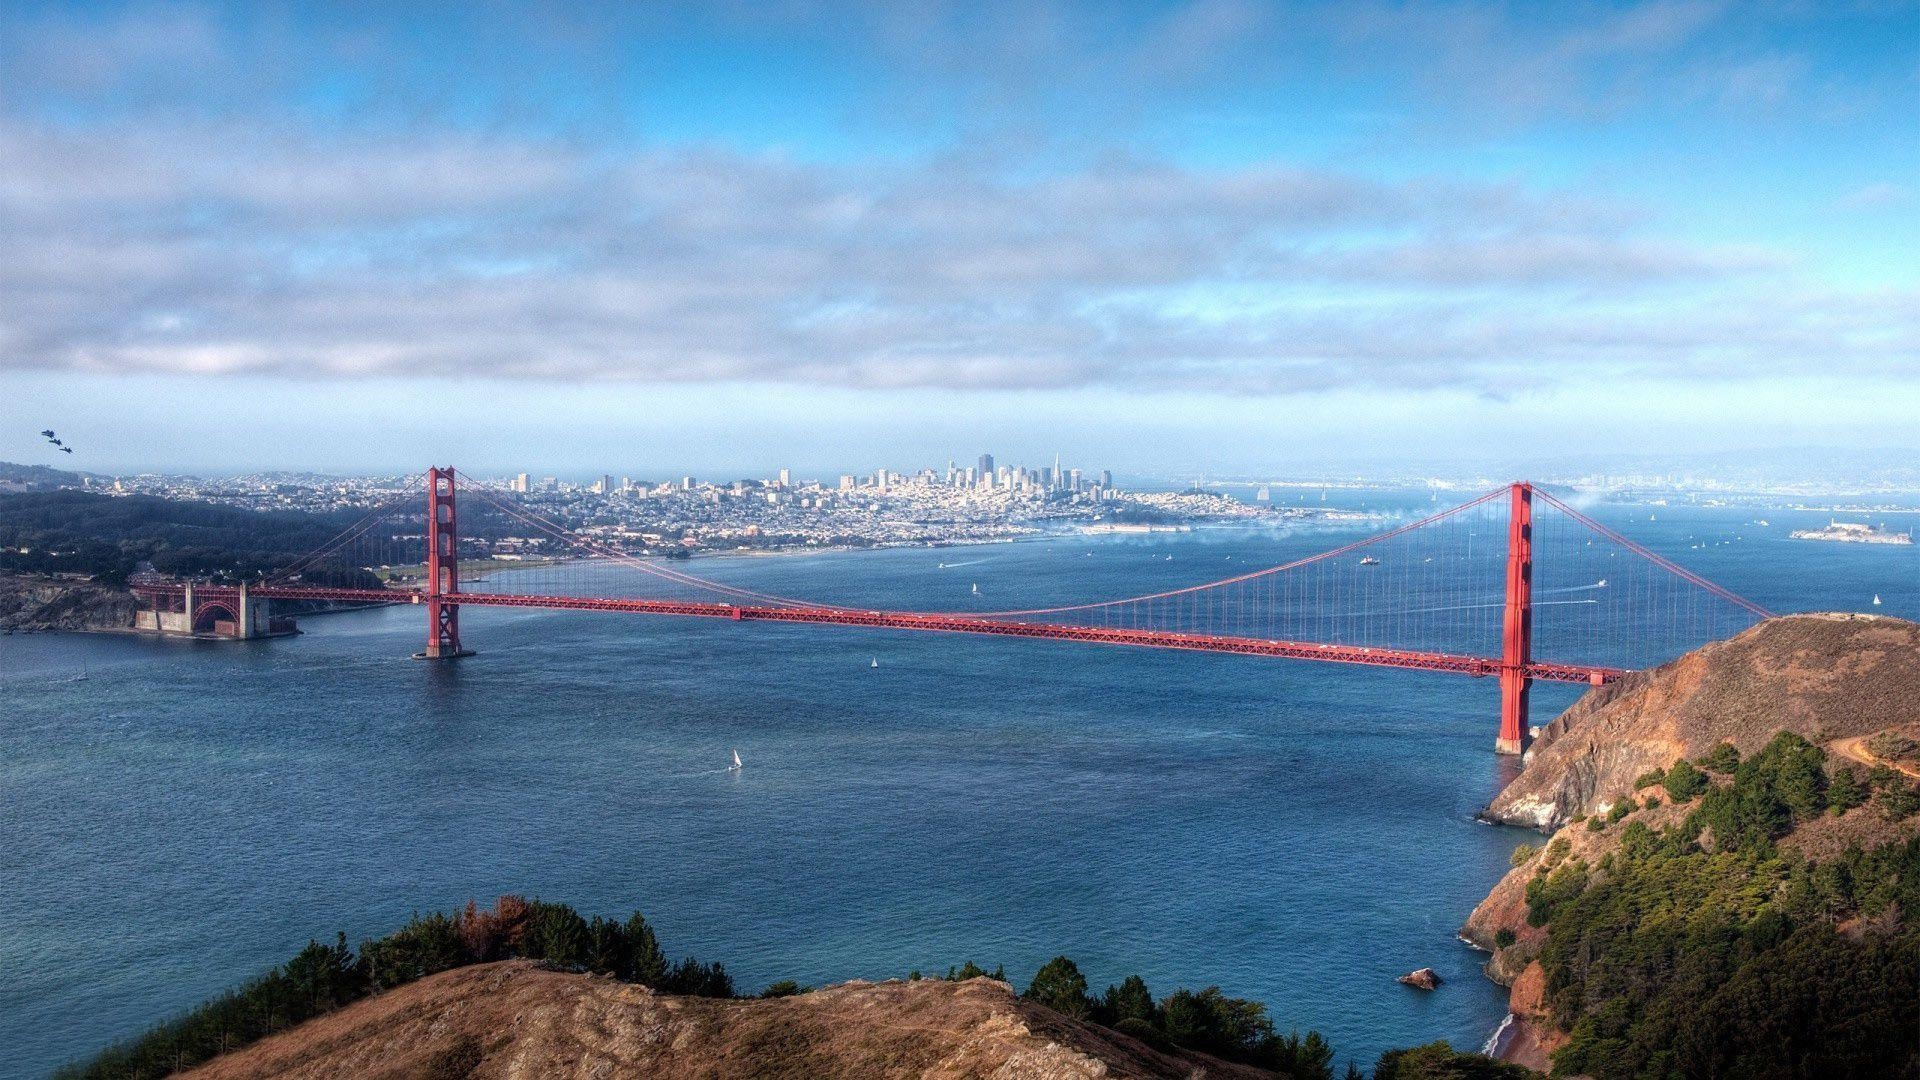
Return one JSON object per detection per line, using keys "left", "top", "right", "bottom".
{"left": 1663, "top": 759, "right": 1709, "bottom": 802}
{"left": 1608, "top": 798, "right": 1635, "bottom": 823}
{"left": 1877, "top": 782, "right": 1920, "bottom": 822}
{"left": 1865, "top": 732, "right": 1920, "bottom": 763}
{"left": 1509, "top": 843, "right": 1539, "bottom": 868}
{"left": 1114, "top": 1015, "right": 1169, "bottom": 1050}
{"left": 1375, "top": 1041, "right": 1537, "bottom": 1079}
{"left": 361, "top": 912, "right": 465, "bottom": 990}
{"left": 1493, "top": 928, "right": 1517, "bottom": 949}
{"left": 1698, "top": 741, "right": 1741, "bottom": 773}
{"left": 661, "top": 957, "right": 733, "bottom": 998}
{"left": 1161, "top": 987, "right": 1275, "bottom": 1061}
{"left": 1633, "top": 767, "right": 1668, "bottom": 791}
{"left": 759, "top": 980, "right": 809, "bottom": 998}
{"left": 944, "top": 960, "right": 1003, "bottom": 982}
{"left": 1828, "top": 769, "right": 1867, "bottom": 814}
{"left": 1526, "top": 860, "right": 1589, "bottom": 927}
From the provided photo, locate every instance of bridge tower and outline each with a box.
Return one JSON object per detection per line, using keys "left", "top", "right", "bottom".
{"left": 417, "top": 466, "right": 472, "bottom": 659}
{"left": 1497, "top": 481, "right": 1534, "bottom": 755}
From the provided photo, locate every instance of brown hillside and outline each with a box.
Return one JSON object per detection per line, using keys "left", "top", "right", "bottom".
{"left": 177, "top": 961, "right": 1276, "bottom": 1080}
{"left": 1486, "top": 613, "right": 1920, "bottom": 830}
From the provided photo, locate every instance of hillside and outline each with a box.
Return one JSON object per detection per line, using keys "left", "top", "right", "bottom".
{"left": 1486, "top": 614, "right": 1920, "bottom": 831}
{"left": 1464, "top": 614, "right": 1920, "bottom": 1076}
{"left": 174, "top": 961, "right": 1274, "bottom": 1080}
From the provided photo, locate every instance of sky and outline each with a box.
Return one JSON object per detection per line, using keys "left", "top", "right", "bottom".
{"left": 0, "top": 0, "right": 1915, "bottom": 478}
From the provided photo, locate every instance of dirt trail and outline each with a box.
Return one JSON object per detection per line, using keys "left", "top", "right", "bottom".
{"left": 1831, "top": 734, "right": 1920, "bottom": 781}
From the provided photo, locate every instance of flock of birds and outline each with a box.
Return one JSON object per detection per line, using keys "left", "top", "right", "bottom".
{"left": 41, "top": 429, "right": 74, "bottom": 455}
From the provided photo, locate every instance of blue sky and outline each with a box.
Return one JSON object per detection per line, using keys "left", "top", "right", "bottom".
{"left": 0, "top": 1, "right": 1915, "bottom": 476}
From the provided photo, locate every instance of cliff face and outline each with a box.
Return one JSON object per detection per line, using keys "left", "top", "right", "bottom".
{"left": 177, "top": 961, "right": 1273, "bottom": 1080}
{"left": 1466, "top": 613, "right": 1920, "bottom": 1070}
{"left": 1487, "top": 614, "right": 1920, "bottom": 831}
{"left": 0, "top": 574, "right": 136, "bottom": 631}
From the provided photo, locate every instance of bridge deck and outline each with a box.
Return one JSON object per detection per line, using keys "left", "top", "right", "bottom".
{"left": 133, "top": 584, "right": 1624, "bottom": 685}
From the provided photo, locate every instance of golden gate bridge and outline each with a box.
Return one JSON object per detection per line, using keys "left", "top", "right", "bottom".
{"left": 131, "top": 468, "right": 1774, "bottom": 754}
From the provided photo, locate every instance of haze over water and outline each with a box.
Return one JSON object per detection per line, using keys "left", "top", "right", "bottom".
{"left": 4, "top": 490, "right": 1913, "bottom": 1075}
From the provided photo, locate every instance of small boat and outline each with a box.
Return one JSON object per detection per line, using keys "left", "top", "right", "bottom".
{"left": 971, "top": 583, "right": 979, "bottom": 595}
{"left": 1873, "top": 594, "right": 1882, "bottom": 606}
{"left": 870, "top": 657, "right": 879, "bottom": 668}
{"left": 728, "top": 749, "right": 743, "bottom": 772}
{"left": 1596, "top": 579, "right": 1607, "bottom": 588}
{"left": 1359, "top": 556, "right": 1380, "bottom": 566}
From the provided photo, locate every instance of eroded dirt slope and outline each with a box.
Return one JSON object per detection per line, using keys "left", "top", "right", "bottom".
{"left": 179, "top": 961, "right": 1276, "bottom": 1080}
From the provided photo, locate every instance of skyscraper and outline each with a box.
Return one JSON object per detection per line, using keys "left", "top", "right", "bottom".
{"left": 777, "top": 468, "right": 791, "bottom": 488}
{"left": 978, "top": 453, "right": 994, "bottom": 477}
{"left": 513, "top": 472, "right": 530, "bottom": 493}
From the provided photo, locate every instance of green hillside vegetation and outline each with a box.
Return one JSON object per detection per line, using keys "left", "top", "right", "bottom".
{"left": 0, "top": 491, "right": 388, "bottom": 585}
{"left": 1525, "top": 732, "right": 1920, "bottom": 1079}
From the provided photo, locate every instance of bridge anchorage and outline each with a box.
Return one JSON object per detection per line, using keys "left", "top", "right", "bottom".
{"left": 133, "top": 468, "right": 1774, "bottom": 755}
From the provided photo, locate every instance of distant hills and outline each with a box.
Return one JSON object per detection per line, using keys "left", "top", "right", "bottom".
{"left": 0, "top": 461, "right": 89, "bottom": 491}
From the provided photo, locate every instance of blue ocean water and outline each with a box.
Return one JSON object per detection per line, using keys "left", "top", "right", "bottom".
{"left": 2, "top": 491, "right": 1913, "bottom": 1076}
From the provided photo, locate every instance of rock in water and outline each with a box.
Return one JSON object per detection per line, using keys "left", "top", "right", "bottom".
{"left": 1398, "top": 968, "right": 1442, "bottom": 990}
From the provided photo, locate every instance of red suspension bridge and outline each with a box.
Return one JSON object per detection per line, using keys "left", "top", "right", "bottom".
{"left": 133, "top": 468, "right": 1774, "bottom": 754}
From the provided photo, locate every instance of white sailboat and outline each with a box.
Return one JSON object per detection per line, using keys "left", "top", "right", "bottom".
{"left": 1872, "top": 594, "right": 1882, "bottom": 606}
{"left": 728, "top": 749, "right": 743, "bottom": 772}
{"left": 870, "top": 657, "right": 879, "bottom": 668}
{"left": 971, "top": 582, "right": 979, "bottom": 595}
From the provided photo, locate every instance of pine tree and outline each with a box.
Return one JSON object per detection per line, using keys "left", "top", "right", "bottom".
{"left": 1025, "top": 956, "right": 1091, "bottom": 1018}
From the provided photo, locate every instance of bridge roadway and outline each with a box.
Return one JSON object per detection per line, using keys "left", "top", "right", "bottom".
{"left": 135, "top": 583, "right": 1624, "bottom": 686}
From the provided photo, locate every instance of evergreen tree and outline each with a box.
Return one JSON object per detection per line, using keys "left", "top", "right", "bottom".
{"left": 1698, "top": 741, "right": 1741, "bottom": 773}
{"left": 1663, "top": 758, "right": 1708, "bottom": 802}
{"left": 1103, "top": 974, "right": 1155, "bottom": 1026}
{"left": 1025, "top": 956, "right": 1092, "bottom": 1018}
{"left": 622, "top": 912, "right": 668, "bottom": 987}
{"left": 584, "top": 916, "right": 629, "bottom": 977}
{"left": 1828, "top": 768, "right": 1867, "bottom": 814}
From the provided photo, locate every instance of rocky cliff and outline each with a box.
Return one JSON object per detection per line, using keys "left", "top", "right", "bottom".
{"left": 1485, "top": 614, "right": 1920, "bottom": 831}
{"left": 0, "top": 573, "right": 136, "bottom": 631}
{"left": 1465, "top": 613, "right": 1920, "bottom": 1072}
{"left": 176, "top": 961, "right": 1274, "bottom": 1080}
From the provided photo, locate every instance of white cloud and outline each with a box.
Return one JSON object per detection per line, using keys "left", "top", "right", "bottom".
{"left": 0, "top": 114, "right": 1910, "bottom": 394}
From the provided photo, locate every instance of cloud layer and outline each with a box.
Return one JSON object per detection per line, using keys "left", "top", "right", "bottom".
{"left": 0, "top": 2, "right": 1914, "bottom": 395}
